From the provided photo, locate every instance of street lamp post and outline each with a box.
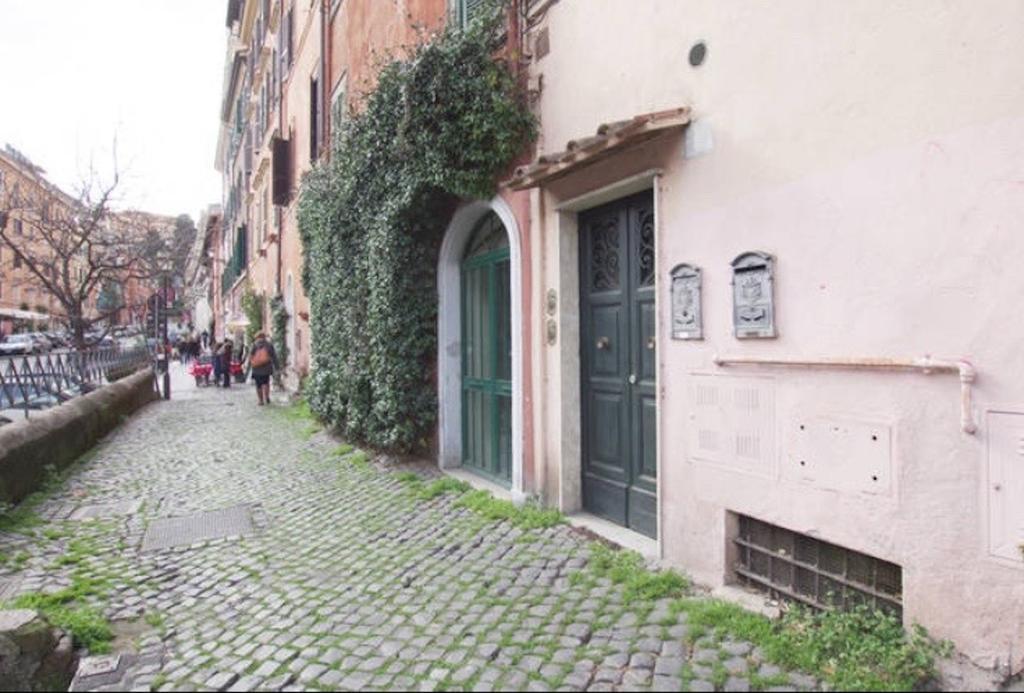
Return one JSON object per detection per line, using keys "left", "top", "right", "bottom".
{"left": 162, "top": 274, "right": 171, "bottom": 399}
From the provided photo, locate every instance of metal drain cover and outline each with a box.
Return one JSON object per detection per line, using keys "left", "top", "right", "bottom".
{"left": 69, "top": 499, "right": 142, "bottom": 521}
{"left": 141, "top": 505, "right": 254, "bottom": 552}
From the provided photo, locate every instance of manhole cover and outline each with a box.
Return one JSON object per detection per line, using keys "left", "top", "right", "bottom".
{"left": 0, "top": 577, "right": 21, "bottom": 601}
{"left": 69, "top": 499, "right": 142, "bottom": 521}
{"left": 141, "top": 505, "right": 254, "bottom": 552}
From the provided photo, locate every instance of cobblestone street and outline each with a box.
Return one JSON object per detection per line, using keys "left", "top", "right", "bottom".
{"left": 0, "top": 366, "right": 820, "bottom": 692}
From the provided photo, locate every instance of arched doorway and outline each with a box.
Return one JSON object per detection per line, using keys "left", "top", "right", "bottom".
{"left": 460, "top": 212, "right": 512, "bottom": 483}
{"left": 437, "top": 197, "right": 524, "bottom": 500}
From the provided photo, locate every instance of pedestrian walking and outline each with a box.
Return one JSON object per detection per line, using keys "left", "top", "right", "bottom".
{"left": 248, "top": 332, "right": 279, "bottom": 406}
{"left": 218, "top": 339, "right": 233, "bottom": 388}
{"left": 211, "top": 340, "right": 223, "bottom": 383}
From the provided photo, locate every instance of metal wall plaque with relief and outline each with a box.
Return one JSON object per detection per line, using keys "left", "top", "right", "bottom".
{"left": 670, "top": 264, "right": 702, "bottom": 340}
{"left": 731, "top": 251, "right": 776, "bottom": 338}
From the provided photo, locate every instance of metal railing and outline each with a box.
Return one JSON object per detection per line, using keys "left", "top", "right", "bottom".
{"left": 0, "top": 347, "right": 152, "bottom": 419}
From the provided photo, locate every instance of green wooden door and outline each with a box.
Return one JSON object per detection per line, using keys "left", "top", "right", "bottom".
{"left": 579, "top": 191, "right": 658, "bottom": 538}
{"left": 461, "top": 213, "right": 513, "bottom": 485}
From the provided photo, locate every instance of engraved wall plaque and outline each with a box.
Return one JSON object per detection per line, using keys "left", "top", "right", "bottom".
{"left": 731, "top": 251, "right": 776, "bottom": 339}
{"left": 670, "top": 263, "right": 702, "bottom": 340}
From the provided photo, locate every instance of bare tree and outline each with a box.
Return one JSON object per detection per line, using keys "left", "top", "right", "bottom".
{"left": 0, "top": 166, "right": 161, "bottom": 350}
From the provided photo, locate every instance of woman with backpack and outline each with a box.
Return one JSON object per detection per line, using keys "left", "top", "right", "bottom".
{"left": 249, "top": 332, "right": 280, "bottom": 406}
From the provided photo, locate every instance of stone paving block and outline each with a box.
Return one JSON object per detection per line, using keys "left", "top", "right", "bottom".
{"left": 650, "top": 674, "right": 684, "bottom": 691}
{"left": 725, "top": 676, "right": 752, "bottom": 692}
{"left": 18, "top": 369, "right": 823, "bottom": 693}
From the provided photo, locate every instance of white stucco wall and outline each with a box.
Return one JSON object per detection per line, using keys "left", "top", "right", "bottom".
{"left": 529, "top": 0, "right": 1024, "bottom": 668}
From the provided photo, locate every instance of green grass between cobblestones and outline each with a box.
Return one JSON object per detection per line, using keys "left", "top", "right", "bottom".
{"left": 455, "top": 490, "right": 564, "bottom": 531}
{"left": 397, "top": 474, "right": 565, "bottom": 531}
{"left": 564, "top": 541, "right": 948, "bottom": 691}
{"left": 673, "top": 598, "right": 949, "bottom": 691}
{"left": 581, "top": 543, "right": 688, "bottom": 602}
{"left": 8, "top": 574, "right": 114, "bottom": 653}
{"left": 275, "top": 398, "right": 322, "bottom": 438}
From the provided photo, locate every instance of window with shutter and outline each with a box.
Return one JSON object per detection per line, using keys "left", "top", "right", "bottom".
{"left": 310, "top": 76, "right": 320, "bottom": 163}
{"left": 330, "top": 74, "right": 347, "bottom": 145}
{"left": 457, "top": 0, "right": 487, "bottom": 28}
{"left": 285, "top": 10, "right": 293, "bottom": 68}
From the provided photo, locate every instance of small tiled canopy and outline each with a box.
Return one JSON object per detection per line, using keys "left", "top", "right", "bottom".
{"left": 505, "top": 106, "right": 692, "bottom": 190}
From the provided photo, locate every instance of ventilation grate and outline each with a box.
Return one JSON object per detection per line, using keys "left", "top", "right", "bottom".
{"left": 734, "top": 514, "right": 902, "bottom": 616}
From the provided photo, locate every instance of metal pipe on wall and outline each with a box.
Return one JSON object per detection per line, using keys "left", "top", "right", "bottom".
{"left": 712, "top": 354, "right": 978, "bottom": 435}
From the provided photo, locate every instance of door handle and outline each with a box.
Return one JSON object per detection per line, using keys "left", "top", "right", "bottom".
{"left": 596, "top": 336, "right": 610, "bottom": 350}
{"left": 629, "top": 373, "right": 637, "bottom": 384}
{"left": 646, "top": 336, "right": 655, "bottom": 350}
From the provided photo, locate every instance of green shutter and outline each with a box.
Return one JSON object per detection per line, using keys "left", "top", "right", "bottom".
{"left": 456, "top": 0, "right": 487, "bottom": 28}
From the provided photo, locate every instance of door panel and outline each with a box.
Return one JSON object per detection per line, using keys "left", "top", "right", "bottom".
{"left": 589, "top": 389, "right": 628, "bottom": 478}
{"left": 580, "top": 190, "right": 658, "bottom": 538}
{"left": 461, "top": 214, "right": 512, "bottom": 486}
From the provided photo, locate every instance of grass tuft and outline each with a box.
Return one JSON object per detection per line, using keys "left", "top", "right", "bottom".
{"left": 586, "top": 543, "right": 688, "bottom": 602}
{"left": 673, "top": 598, "right": 950, "bottom": 691}
{"left": 416, "top": 477, "right": 472, "bottom": 500}
{"left": 455, "top": 490, "right": 564, "bottom": 530}
{"left": 8, "top": 574, "right": 114, "bottom": 653}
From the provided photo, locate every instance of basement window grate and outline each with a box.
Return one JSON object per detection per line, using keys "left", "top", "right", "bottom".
{"left": 733, "top": 514, "right": 902, "bottom": 616}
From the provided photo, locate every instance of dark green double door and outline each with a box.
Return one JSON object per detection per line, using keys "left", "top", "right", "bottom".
{"left": 580, "top": 191, "right": 658, "bottom": 538}
{"left": 461, "top": 212, "right": 513, "bottom": 485}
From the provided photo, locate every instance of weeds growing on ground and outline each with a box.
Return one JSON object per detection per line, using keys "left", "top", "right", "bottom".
{"left": 0, "top": 463, "right": 81, "bottom": 535}
{"left": 393, "top": 471, "right": 422, "bottom": 484}
{"left": 455, "top": 490, "right": 563, "bottom": 531}
{"left": 276, "top": 398, "right": 322, "bottom": 438}
{"left": 416, "top": 477, "right": 471, "bottom": 500}
{"left": 583, "top": 543, "right": 688, "bottom": 601}
{"left": 8, "top": 573, "right": 114, "bottom": 653}
{"left": 674, "top": 598, "right": 950, "bottom": 691}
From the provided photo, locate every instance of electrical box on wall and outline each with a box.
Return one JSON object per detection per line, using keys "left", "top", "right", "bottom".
{"left": 783, "top": 416, "right": 893, "bottom": 496}
{"left": 987, "top": 411, "right": 1024, "bottom": 563}
{"left": 731, "top": 251, "right": 775, "bottom": 339}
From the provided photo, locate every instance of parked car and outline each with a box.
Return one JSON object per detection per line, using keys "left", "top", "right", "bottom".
{"left": 0, "top": 333, "right": 49, "bottom": 356}
{"left": 26, "top": 333, "right": 53, "bottom": 352}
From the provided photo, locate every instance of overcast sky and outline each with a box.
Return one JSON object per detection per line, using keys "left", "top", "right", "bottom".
{"left": 0, "top": 0, "right": 226, "bottom": 221}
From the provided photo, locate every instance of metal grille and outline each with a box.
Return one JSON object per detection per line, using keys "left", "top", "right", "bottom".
{"left": 141, "top": 505, "right": 254, "bottom": 552}
{"left": 0, "top": 347, "right": 151, "bottom": 418}
{"left": 734, "top": 514, "right": 902, "bottom": 616}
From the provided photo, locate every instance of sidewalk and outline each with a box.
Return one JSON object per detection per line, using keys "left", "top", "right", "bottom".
{"left": 0, "top": 363, "right": 820, "bottom": 692}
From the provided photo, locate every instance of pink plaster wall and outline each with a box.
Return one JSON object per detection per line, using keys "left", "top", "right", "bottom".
{"left": 527, "top": 0, "right": 1024, "bottom": 668}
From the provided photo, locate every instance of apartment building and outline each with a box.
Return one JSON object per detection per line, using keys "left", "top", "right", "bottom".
{"left": 0, "top": 147, "right": 80, "bottom": 336}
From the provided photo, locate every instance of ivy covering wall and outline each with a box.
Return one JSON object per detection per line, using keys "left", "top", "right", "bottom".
{"left": 270, "top": 294, "right": 289, "bottom": 383}
{"left": 240, "top": 285, "right": 265, "bottom": 342}
{"left": 297, "top": 6, "right": 534, "bottom": 451}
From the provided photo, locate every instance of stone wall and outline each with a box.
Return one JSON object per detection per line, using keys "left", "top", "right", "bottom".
{"left": 0, "top": 609, "right": 74, "bottom": 691}
{"left": 0, "top": 369, "right": 158, "bottom": 505}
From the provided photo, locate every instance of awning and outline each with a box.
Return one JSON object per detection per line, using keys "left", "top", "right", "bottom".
{"left": 0, "top": 308, "right": 49, "bottom": 321}
{"left": 506, "top": 107, "right": 692, "bottom": 190}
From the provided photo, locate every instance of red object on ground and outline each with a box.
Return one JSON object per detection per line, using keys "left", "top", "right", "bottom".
{"left": 189, "top": 363, "right": 212, "bottom": 377}
{"left": 230, "top": 361, "right": 244, "bottom": 375}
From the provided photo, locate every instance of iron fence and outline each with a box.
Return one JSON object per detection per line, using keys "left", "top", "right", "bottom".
{"left": 0, "top": 347, "right": 153, "bottom": 419}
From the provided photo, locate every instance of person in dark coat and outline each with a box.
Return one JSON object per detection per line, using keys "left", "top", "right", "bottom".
{"left": 248, "top": 332, "right": 280, "bottom": 405}
{"left": 218, "top": 339, "right": 233, "bottom": 388}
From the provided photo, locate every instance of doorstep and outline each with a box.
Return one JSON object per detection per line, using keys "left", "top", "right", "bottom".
{"left": 443, "top": 467, "right": 518, "bottom": 503}
{"left": 564, "top": 512, "right": 660, "bottom": 563}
